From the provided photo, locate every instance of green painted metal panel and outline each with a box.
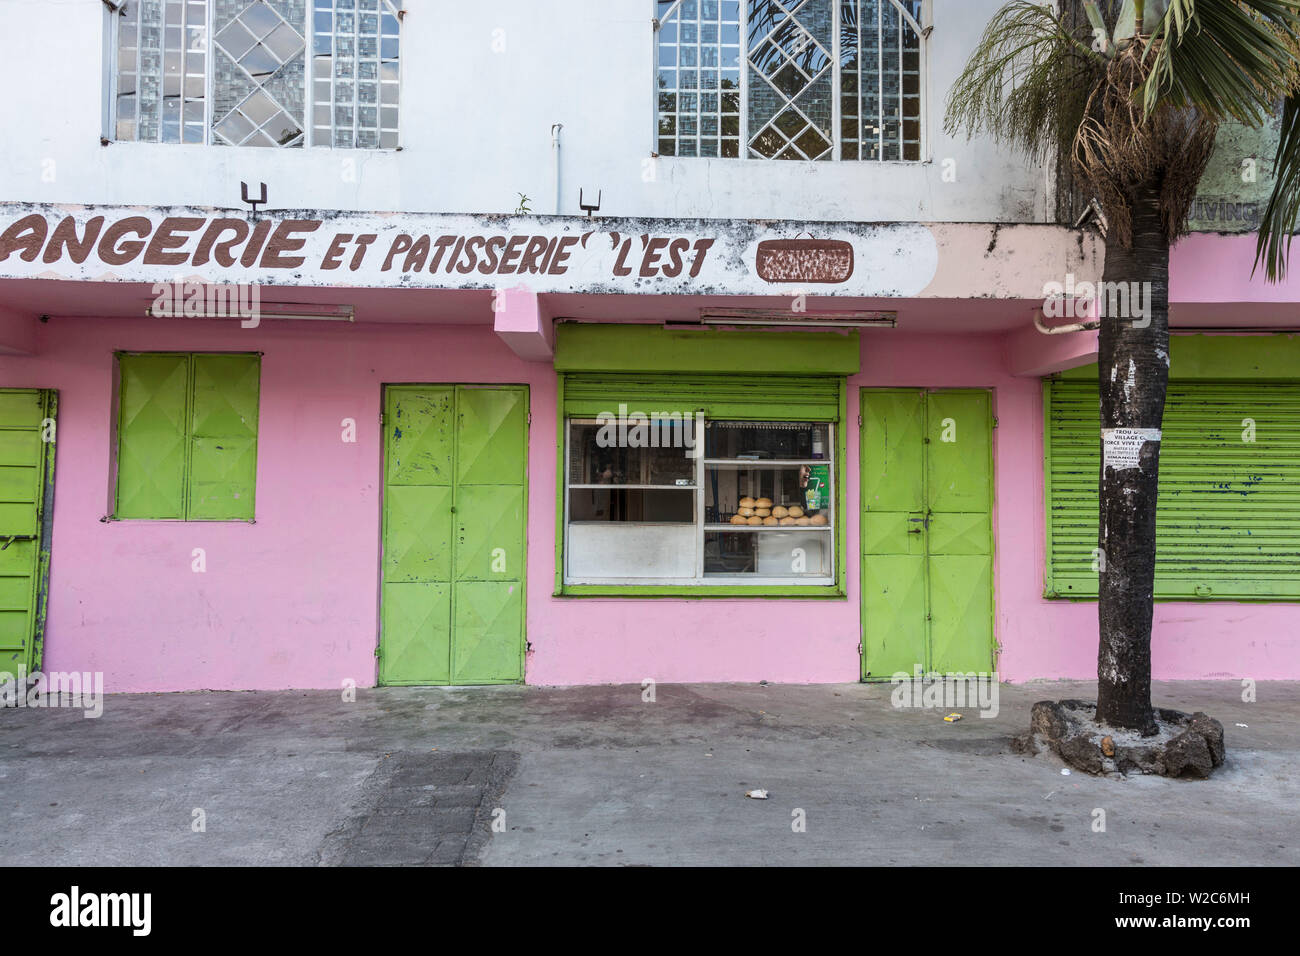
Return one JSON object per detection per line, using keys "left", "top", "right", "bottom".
{"left": 454, "top": 486, "right": 524, "bottom": 582}
{"left": 384, "top": 486, "right": 454, "bottom": 582}
{"left": 928, "top": 554, "right": 994, "bottom": 673}
{"left": 380, "top": 387, "right": 456, "bottom": 684}
{"left": 1045, "top": 379, "right": 1300, "bottom": 599}
{"left": 388, "top": 388, "right": 455, "bottom": 487}
{"left": 0, "top": 389, "right": 55, "bottom": 676}
{"left": 1059, "top": 334, "right": 1300, "bottom": 381}
{"left": 562, "top": 373, "right": 842, "bottom": 421}
{"left": 926, "top": 391, "right": 994, "bottom": 673}
{"left": 380, "top": 583, "right": 452, "bottom": 684}
{"left": 115, "top": 353, "right": 189, "bottom": 519}
{"left": 452, "top": 386, "right": 526, "bottom": 682}
{"left": 861, "top": 389, "right": 994, "bottom": 679}
{"left": 188, "top": 353, "right": 259, "bottom": 520}
{"left": 452, "top": 582, "right": 524, "bottom": 683}
{"left": 927, "top": 392, "right": 993, "bottom": 516}
{"left": 379, "top": 385, "right": 527, "bottom": 685}
{"left": 554, "top": 324, "right": 861, "bottom": 376}
{"left": 861, "top": 390, "right": 928, "bottom": 678}
{"left": 456, "top": 386, "right": 527, "bottom": 486}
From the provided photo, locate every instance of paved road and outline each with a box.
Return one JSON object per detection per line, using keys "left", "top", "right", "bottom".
{"left": 0, "top": 681, "right": 1294, "bottom": 865}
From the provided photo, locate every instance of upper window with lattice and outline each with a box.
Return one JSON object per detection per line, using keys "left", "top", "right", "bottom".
{"left": 109, "top": 0, "right": 401, "bottom": 148}
{"left": 654, "top": 0, "right": 925, "bottom": 161}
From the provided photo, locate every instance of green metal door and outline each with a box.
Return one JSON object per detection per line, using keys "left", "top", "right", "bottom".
{"left": 0, "top": 389, "right": 57, "bottom": 677}
{"left": 379, "top": 385, "right": 527, "bottom": 685}
{"left": 860, "top": 389, "right": 993, "bottom": 679}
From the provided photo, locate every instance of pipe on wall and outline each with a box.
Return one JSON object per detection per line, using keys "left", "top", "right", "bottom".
{"left": 551, "top": 123, "right": 563, "bottom": 215}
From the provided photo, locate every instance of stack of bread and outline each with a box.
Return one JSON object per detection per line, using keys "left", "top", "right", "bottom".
{"left": 728, "top": 497, "right": 826, "bottom": 527}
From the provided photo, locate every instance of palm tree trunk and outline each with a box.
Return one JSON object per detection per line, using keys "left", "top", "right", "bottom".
{"left": 1095, "top": 182, "right": 1169, "bottom": 735}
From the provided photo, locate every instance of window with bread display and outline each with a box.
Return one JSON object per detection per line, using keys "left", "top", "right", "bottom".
{"left": 562, "top": 415, "right": 835, "bottom": 587}
{"left": 553, "top": 324, "right": 855, "bottom": 595}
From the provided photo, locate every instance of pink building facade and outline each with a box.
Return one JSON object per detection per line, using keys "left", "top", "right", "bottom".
{"left": 0, "top": 206, "right": 1296, "bottom": 693}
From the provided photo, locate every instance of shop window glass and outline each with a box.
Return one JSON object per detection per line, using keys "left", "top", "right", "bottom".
{"left": 564, "top": 417, "right": 835, "bottom": 585}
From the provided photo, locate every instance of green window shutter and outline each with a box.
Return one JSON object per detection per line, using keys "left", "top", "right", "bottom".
{"left": 1045, "top": 379, "right": 1300, "bottom": 600}
{"left": 562, "top": 373, "right": 842, "bottom": 421}
{"left": 115, "top": 352, "right": 260, "bottom": 520}
{"left": 188, "top": 353, "right": 260, "bottom": 520}
{"left": 115, "top": 353, "right": 189, "bottom": 519}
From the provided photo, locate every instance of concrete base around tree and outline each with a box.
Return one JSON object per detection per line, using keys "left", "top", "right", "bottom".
{"left": 0, "top": 681, "right": 1294, "bottom": 867}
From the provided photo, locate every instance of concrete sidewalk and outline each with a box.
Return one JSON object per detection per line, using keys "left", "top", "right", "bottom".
{"left": 0, "top": 680, "right": 1295, "bottom": 866}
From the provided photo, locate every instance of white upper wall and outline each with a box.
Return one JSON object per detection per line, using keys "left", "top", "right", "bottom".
{"left": 0, "top": 0, "right": 1051, "bottom": 223}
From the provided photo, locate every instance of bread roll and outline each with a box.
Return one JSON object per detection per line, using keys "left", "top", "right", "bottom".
{"left": 755, "top": 497, "right": 773, "bottom": 509}
{"left": 779, "top": 516, "right": 796, "bottom": 526}
{"left": 730, "top": 514, "right": 748, "bottom": 525}
{"left": 738, "top": 507, "right": 754, "bottom": 517}
{"left": 754, "top": 508, "right": 771, "bottom": 518}
{"left": 787, "top": 505, "right": 804, "bottom": 518}
{"left": 747, "top": 516, "right": 763, "bottom": 526}
{"left": 763, "top": 516, "right": 778, "bottom": 526}
{"left": 810, "top": 513, "right": 828, "bottom": 526}
{"left": 795, "top": 516, "right": 811, "bottom": 526}
{"left": 739, "top": 496, "right": 756, "bottom": 509}
{"left": 772, "top": 505, "right": 789, "bottom": 518}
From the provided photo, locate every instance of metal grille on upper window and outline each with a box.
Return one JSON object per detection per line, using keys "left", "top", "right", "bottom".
{"left": 654, "top": 0, "right": 925, "bottom": 161}
{"left": 110, "top": 0, "right": 401, "bottom": 148}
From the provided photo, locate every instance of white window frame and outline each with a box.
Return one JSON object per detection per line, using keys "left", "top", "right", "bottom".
{"left": 563, "top": 417, "right": 837, "bottom": 588}
{"left": 651, "top": 0, "right": 928, "bottom": 162}
{"left": 105, "top": 0, "right": 402, "bottom": 149}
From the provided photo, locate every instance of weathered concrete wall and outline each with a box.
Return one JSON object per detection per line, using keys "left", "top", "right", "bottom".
{"left": 4, "top": 316, "right": 1293, "bottom": 692}
{"left": 0, "top": 0, "right": 1051, "bottom": 224}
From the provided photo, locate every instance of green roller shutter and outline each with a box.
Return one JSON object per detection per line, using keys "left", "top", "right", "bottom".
{"left": 115, "top": 352, "right": 260, "bottom": 521}
{"left": 0, "top": 389, "right": 57, "bottom": 676}
{"left": 562, "top": 373, "right": 842, "bottom": 421}
{"left": 1045, "top": 379, "right": 1300, "bottom": 600}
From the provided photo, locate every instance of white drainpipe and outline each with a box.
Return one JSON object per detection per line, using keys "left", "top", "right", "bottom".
{"left": 551, "top": 124, "right": 563, "bottom": 215}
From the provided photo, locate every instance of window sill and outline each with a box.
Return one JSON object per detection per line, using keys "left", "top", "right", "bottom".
{"left": 650, "top": 155, "right": 930, "bottom": 167}
{"left": 556, "top": 584, "right": 845, "bottom": 599}
{"left": 105, "top": 516, "right": 256, "bottom": 523}
{"left": 101, "top": 140, "right": 401, "bottom": 153}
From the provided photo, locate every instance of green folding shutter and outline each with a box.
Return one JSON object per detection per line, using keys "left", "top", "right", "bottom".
{"left": 189, "top": 353, "right": 260, "bottom": 520}
{"left": 116, "top": 352, "right": 259, "bottom": 520}
{"left": 115, "top": 353, "right": 189, "bottom": 519}
{"left": 1045, "top": 379, "right": 1300, "bottom": 600}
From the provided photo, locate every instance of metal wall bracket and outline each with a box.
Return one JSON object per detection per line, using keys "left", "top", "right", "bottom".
{"left": 241, "top": 181, "right": 268, "bottom": 215}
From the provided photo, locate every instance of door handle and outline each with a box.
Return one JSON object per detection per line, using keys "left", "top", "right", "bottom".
{"left": 1, "top": 535, "right": 35, "bottom": 550}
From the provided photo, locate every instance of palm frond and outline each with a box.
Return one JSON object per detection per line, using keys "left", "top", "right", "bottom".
{"left": 1254, "top": 93, "right": 1300, "bottom": 279}
{"left": 1143, "top": 0, "right": 1300, "bottom": 123}
{"left": 944, "top": 1, "right": 1105, "bottom": 164}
